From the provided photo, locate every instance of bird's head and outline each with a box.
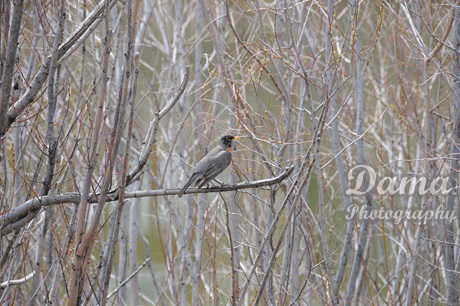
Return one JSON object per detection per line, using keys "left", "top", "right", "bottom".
{"left": 220, "top": 135, "right": 240, "bottom": 148}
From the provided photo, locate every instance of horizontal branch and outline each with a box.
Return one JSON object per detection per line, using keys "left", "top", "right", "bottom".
{"left": 109, "top": 166, "right": 294, "bottom": 199}
{"left": 0, "top": 166, "right": 294, "bottom": 234}
{"left": 0, "top": 271, "right": 35, "bottom": 288}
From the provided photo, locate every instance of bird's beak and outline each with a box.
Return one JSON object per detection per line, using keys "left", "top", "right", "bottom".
{"left": 233, "top": 136, "right": 240, "bottom": 141}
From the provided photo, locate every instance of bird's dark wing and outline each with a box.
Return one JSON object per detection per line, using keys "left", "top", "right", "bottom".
{"left": 179, "top": 146, "right": 232, "bottom": 196}
{"left": 192, "top": 146, "right": 222, "bottom": 174}
{"left": 178, "top": 172, "right": 200, "bottom": 197}
{"left": 196, "top": 150, "right": 232, "bottom": 188}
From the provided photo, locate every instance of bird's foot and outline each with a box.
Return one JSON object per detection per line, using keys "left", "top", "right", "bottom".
{"left": 211, "top": 179, "right": 226, "bottom": 188}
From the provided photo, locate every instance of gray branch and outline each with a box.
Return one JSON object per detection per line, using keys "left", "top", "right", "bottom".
{"left": 6, "top": 0, "right": 119, "bottom": 131}
{"left": 107, "top": 258, "right": 151, "bottom": 300}
{"left": 0, "top": 271, "right": 35, "bottom": 288}
{"left": 0, "top": 166, "right": 294, "bottom": 235}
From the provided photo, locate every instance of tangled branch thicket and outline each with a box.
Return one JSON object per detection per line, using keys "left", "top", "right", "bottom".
{"left": 0, "top": 0, "right": 459, "bottom": 305}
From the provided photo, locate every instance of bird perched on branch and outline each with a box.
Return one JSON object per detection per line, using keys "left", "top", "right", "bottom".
{"left": 178, "top": 135, "right": 240, "bottom": 197}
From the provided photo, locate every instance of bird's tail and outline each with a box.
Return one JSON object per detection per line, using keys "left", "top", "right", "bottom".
{"left": 178, "top": 174, "right": 196, "bottom": 197}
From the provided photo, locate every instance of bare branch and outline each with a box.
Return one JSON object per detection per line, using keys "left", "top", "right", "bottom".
{"left": 124, "top": 66, "right": 190, "bottom": 186}
{"left": 6, "top": 0, "right": 119, "bottom": 131}
{"left": 0, "top": 167, "right": 294, "bottom": 235}
{"left": 0, "top": 271, "right": 35, "bottom": 288}
{"left": 107, "top": 258, "right": 151, "bottom": 300}
{"left": 0, "top": 0, "right": 24, "bottom": 135}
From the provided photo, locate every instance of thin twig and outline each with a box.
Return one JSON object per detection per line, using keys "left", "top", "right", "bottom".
{"left": 106, "top": 258, "right": 151, "bottom": 300}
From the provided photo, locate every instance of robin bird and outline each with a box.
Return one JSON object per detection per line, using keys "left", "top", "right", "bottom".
{"left": 178, "top": 135, "right": 239, "bottom": 197}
